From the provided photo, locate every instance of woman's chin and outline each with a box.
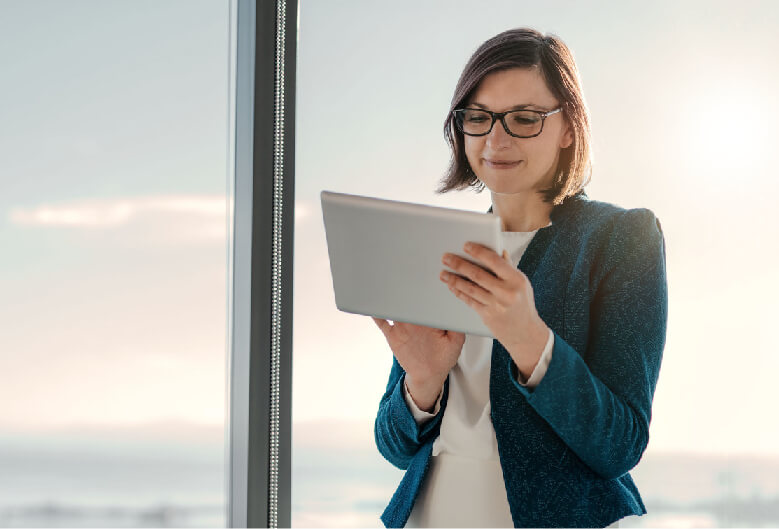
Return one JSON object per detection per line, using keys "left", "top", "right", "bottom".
{"left": 480, "top": 177, "right": 532, "bottom": 195}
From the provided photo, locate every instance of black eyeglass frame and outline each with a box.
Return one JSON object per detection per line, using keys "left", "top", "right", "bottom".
{"left": 452, "top": 107, "right": 562, "bottom": 138}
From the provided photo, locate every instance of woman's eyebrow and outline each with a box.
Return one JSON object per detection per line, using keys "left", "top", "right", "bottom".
{"left": 470, "top": 101, "right": 541, "bottom": 110}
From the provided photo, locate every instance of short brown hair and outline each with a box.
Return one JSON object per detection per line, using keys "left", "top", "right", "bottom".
{"left": 436, "top": 28, "right": 592, "bottom": 205}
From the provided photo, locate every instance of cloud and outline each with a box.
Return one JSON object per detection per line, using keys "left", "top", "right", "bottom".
{"left": 9, "top": 195, "right": 229, "bottom": 228}
{"left": 7, "top": 194, "right": 233, "bottom": 245}
{"left": 7, "top": 195, "right": 314, "bottom": 244}
{"left": 295, "top": 201, "right": 312, "bottom": 222}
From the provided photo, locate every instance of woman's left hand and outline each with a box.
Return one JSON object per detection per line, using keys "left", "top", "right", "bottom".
{"left": 440, "top": 242, "right": 550, "bottom": 377}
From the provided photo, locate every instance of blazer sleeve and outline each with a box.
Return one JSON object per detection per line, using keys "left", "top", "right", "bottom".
{"left": 374, "top": 355, "right": 448, "bottom": 470}
{"left": 509, "top": 207, "right": 668, "bottom": 480}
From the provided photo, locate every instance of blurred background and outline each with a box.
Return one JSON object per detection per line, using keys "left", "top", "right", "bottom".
{"left": 1, "top": 0, "right": 778, "bottom": 527}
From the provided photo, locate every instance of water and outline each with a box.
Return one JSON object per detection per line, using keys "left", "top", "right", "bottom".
{"left": 0, "top": 430, "right": 225, "bottom": 528}
{"left": 3, "top": 425, "right": 779, "bottom": 527}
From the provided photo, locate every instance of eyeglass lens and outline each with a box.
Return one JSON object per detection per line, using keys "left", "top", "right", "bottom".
{"left": 458, "top": 109, "right": 543, "bottom": 137}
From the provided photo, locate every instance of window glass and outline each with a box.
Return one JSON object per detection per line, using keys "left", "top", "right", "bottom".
{"left": 293, "top": 1, "right": 779, "bottom": 527}
{"left": 0, "top": 1, "right": 230, "bottom": 526}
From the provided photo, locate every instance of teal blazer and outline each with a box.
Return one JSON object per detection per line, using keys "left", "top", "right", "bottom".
{"left": 374, "top": 190, "right": 667, "bottom": 528}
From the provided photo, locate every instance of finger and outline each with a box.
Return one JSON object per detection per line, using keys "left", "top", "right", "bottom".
{"left": 448, "top": 282, "right": 486, "bottom": 309}
{"left": 462, "top": 242, "right": 517, "bottom": 281}
{"left": 447, "top": 329, "right": 466, "bottom": 341}
{"left": 442, "top": 254, "right": 502, "bottom": 293}
{"left": 447, "top": 274, "right": 492, "bottom": 306}
{"left": 447, "top": 329, "right": 467, "bottom": 347}
{"left": 371, "top": 317, "right": 392, "bottom": 337}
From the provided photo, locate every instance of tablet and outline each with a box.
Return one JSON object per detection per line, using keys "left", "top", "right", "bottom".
{"left": 321, "top": 190, "right": 503, "bottom": 338}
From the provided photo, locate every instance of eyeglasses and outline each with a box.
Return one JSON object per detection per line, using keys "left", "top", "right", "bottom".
{"left": 452, "top": 107, "right": 562, "bottom": 138}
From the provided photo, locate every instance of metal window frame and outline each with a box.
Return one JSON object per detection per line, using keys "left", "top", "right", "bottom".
{"left": 227, "top": 0, "right": 296, "bottom": 527}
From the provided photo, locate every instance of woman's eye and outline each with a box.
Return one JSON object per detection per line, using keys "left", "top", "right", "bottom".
{"left": 512, "top": 116, "right": 538, "bottom": 125}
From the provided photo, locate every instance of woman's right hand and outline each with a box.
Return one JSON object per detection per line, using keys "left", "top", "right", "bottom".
{"left": 372, "top": 317, "right": 465, "bottom": 412}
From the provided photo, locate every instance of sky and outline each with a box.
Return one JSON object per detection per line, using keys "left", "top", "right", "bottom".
{"left": 1, "top": 0, "right": 779, "bottom": 464}
{"left": 292, "top": 0, "right": 779, "bottom": 458}
{"left": 0, "top": 0, "right": 230, "bottom": 430}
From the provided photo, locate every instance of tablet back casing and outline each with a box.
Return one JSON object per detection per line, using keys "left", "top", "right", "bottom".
{"left": 321, "top": 190, "right": 503, "bottom": 338}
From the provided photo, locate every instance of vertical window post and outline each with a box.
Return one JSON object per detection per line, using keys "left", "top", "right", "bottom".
{"left": 228, "top": 0, "right": 296, "bottom": 527}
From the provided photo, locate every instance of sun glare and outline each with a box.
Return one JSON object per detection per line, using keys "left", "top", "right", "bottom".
{"left": 680, "top": 78, "right": 773, "bottom": 183}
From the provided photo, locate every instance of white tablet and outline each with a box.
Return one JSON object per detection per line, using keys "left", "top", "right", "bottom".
{"left": 320, "top": 190, "right": 503, "bottom": 338}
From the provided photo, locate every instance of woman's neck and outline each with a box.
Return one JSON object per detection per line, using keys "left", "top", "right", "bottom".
{"left": 491, "top": 191, "right": 553, "bottom": 232}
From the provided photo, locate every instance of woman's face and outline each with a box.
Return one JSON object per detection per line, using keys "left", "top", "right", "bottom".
{"left": 463, "top": 67, "right": 573, "bottom": 197}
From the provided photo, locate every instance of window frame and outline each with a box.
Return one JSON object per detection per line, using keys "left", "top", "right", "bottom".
{"left": 227, "top": 0, "right": 296, "bottom": 527}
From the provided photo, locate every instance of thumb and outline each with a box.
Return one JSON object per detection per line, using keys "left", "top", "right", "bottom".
{"left": 502, "top": 249, "right": 510, "bottom": 262}
{"left": 372, "top": 316, "right": 391, "bottom": 337}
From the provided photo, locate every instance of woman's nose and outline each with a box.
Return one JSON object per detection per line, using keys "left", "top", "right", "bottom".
{"left": 485, "top": 119, "right": 513, "bottom": 149}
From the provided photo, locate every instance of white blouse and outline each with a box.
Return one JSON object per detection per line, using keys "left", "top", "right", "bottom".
{"left": 402, "top": 227, "right": 556, "bottom": 528}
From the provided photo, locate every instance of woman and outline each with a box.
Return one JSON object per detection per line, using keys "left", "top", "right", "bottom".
{"left": 372, "top": 28, "right": 667, "bottom": 528}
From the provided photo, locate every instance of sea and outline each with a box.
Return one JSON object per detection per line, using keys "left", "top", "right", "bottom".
{"left": 2, "top": 421, "right": 779, "bottom": 528}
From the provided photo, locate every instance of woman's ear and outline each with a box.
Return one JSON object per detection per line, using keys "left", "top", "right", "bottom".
{"left": 560, "top": 122, "right": 573, "bottom": 149}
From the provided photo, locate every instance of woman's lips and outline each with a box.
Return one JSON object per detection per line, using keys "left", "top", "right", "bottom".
{"left": 484, "top": 159, "right": 522, "bottom": 169}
